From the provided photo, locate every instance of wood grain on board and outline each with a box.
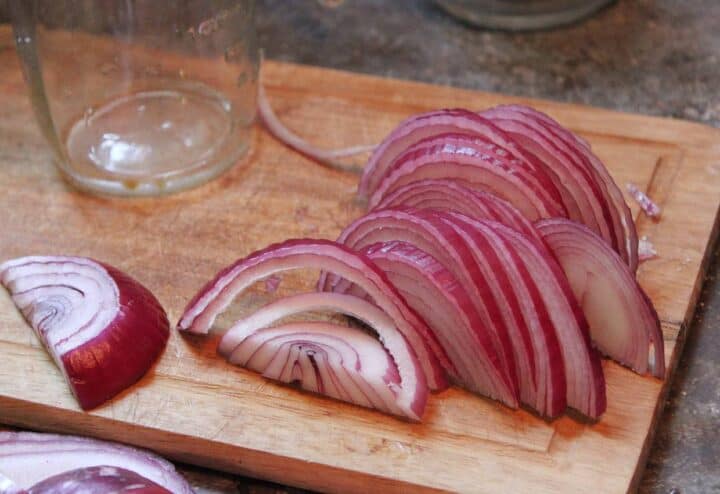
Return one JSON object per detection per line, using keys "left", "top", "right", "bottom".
{"left": 1, "top": 27, "right": 719, "bottom": 493}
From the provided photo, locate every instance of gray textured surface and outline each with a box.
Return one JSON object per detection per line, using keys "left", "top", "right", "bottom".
{"left": 182, "top": 1, "right": 719, "bottom": 492}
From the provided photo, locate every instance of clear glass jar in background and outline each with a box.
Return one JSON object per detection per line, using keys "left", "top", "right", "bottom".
{"left": 434, "top": 0, "right": 616, "bottom": 31}
{"left": 10, "top": 0, "right": 258, "bottom": 196}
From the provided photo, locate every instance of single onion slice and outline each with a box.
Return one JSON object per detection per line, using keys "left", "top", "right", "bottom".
{"left": 373, "top": 179, "right": 542, "bottom": 242}
{"left": 0, "top": 256, "right": 169, "bottom": 410}
{"left": 485, "top": 220, "right": 606, "bottom": 418}
{"left": 177, "top": 239, "right": 436, "bottom": 419}
{"left": 358, "top": 241, "right": 518, "bottom": 406}
{"left": 501, "top": 105, "right": 638, "bottom": 272}
{"left": 0, "top": 431, "right": 193, "bottom": 493}
{"left": 358, "top": 108, "right": 566, "bottom": 203}
{"left": 326, "top": 207, "right": 520, "bottom": 407}
{"left": 638, "top": 237, "right": 658, "bottom": 262}
{"left": 437, "top": 213, "right": 567, "bottom": 418}
{"left": 368, "top": 134, "right": 566, "bottom": 220}
{"left": 224, "top": 320, "right": 406, "bottom": 417}
{"left": 26, "top": 466, "right": 171, "bottom": 493}
{"left": 536, "top": 218, "right": 665, "bottom": 378}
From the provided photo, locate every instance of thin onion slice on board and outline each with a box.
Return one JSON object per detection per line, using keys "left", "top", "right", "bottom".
{"left": 536, "top": 218, "right": 665, "bottom": 378}
{"left": 177, "top": 239, "right": 436, "bottom": 419}
{"left": 0, "top": 256, "right": 169, "bottom": 410}
{"left": 373, "top": 179, "right": 542, "bottom": 242}
{"left": 225, "top": 319, "right": 405, "bottom": 417}
{"left": 368, "top": 133, "right": 566, "bottom": 220}
{"left": 0, "top": 431, "right": 193, "bottom": 493}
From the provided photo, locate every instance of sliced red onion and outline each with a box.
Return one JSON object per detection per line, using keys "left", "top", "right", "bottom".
{"left": 500, "top": 105, "right": 638, "bottom": 272}
{"left": 536, "top": 218, "right": 664, "bottom": 378}
{"left": 224, "top": 319, "right": 405, "bottom": 417}
{"left": 258, "top": 80, "right": 374, "bottom": 174}
{"left": 358, "top": 241, "right": 519, "bottom": 407}
{"left": 638, "top": 236, "right": 658, "bottom": 262}
{"left": 0, "top": 431, "right": 193, "bottom": 493}
{"left": 0, "top": 256, "right": 169, "bottom": 410}
{"left": 626, "top": 182, "right": 662, "bottom": 219}
{"left": 369, "top": 134, "right": 566, "bottom": 220}
{"left": 437, "top": 213, "right": 567, "bottom": 418}
{"left": 373, "top": 179, "right": 542, "bottom": 242}
{"left": 177, "top": 239, "right": 438, "bottom": 419}
{"left": 25, "top": 466, "right": 170, "bottom": 493}
{"left": 327, "top": 208, "right": 521, "bottom": 407}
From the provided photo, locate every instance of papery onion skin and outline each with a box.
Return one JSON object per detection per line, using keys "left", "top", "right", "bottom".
{"left": 26, "top": 466, "right": 171, "bottom": 494}
{"left": 0, "top": 432, "right": 193, "bottom": 493}
{"left": 177, "top": 239, "right": 435, "bottom": 419}
{"left": 536, "top": 218, "right": 665, "bottom": 378}
{"left": 0, "top": 257, "right": 169, "bottom": 410}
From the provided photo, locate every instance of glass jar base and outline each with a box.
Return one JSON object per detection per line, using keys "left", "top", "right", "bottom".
{"left": 62, "top": 84, "right": 250, "bottom": 196}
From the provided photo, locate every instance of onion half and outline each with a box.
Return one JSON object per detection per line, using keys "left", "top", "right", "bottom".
{"left": 177, "top": 239, "right": 436, "bottom": 419}
{"left": 0, "top": 256, "right": 169, "bottom": 410}
{"left": 0, "top": 431, "right": 193, "bottom": 493}
{"left": 25, "top": 466, "right": 171, "bottom": 493}
{"left": 536, "top": 218, "right": 665, "bottom": 377}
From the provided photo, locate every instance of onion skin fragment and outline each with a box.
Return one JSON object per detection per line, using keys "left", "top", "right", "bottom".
{"left": 177, "top": 238, "right": 433, "bottom": 420}
{"left": 536, "top": 218, "right": 665, "bottom": 378}
{"left": 0, "top": 431, "right": 193, "bottom": 493}
{"left": 26, "top": 466, "right": 171, "bottom": 494}
{"left": 0, "top": 257, "right": 169, "bottom": 410}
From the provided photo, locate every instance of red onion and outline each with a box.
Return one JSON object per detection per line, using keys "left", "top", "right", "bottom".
{"left": 373, "top": 179, "right": 542, "bottom": 242}
{"left": 638, "top": 237, "right": 658, "bottom": 262}
{"left": 499, "top": 105, "right": 638, "bottom": 272}
{"left": 327, "top": 208, "right": 522, "bottom": 406}
{"left": 626, "top": 182, "right": 662, "bottom": 219}
{"left": 436, "top": 213, "right": 567, "bottom": 418}
{"left": 0, "top": 256, "right": 169, "bottom": 410}
{"left": 368, "top": 133, "right": 566, "bottom": 220}
{"left": 25, "top": 466, "right": 170, "bottom": 493}
{"left": 536, "top": 218, "right": 664, "bottom": 378}
{"left": 177, "top": 239, "right": 439, "bottom": 419}
{"left": 358, "top": 241, "right": 519, "bottom": 407}
{"left": 225, "top": 320, "right": 405, "bottom": 417}
{"left": 0, "top": 431, "right": 193, "bottom": 493}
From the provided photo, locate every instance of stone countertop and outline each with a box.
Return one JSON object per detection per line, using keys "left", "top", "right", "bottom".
{"left": 179, "top": 1, "right": 720, "bottom": 493}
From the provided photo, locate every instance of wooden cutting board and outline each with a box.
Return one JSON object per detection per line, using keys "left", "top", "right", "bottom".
{"left": 1, "top": 27, "right": 719, "bottom": 493}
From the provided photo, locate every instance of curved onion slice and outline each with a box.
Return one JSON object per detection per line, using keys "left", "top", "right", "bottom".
{"left": 0, "top": 256, "right": 169, "bottom": 410}
{"left": 0, "top": 431, "right": 193, "bottom": 493}
{"left": 25, "top": 466, "right": 170, "bottom": 493}
{"left": 435, "top": 213, "right": 566, "bottom": 418}
{"left": 471, "top": 219, "right": 606, "bottom": 418}
{"left": 368, "top": 134, "right": 566, "bottom": 220}
{"left": 326, "top": 208, "right": 520, "bottom": 407}
{"left": 177, "top": 239, "right": 435, "bottom": 419}
{"left": 225, "top": 320, "right": 405, "bottom": 416}
{"left": 358, "top": 241, "right": 518, "bottom": 405}
{"left": 499, "top": 105, "right": 638, "bottom": 272}
{"left": 358, "top": 109, "right": 566, "bottom": 203}
{"left": 536, "top": 218, "right": 665, "bottom": 378}
{"left": 373, "top": 179, "right": 542, "bottom": 242}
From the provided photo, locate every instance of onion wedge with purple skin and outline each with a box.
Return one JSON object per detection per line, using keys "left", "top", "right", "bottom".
{"left": 368, "top": 133, "right": 566, "bottom": 220}
{"left": 536, "top": 218, "right": 665, "bottom": 378}
{"left": 0, "top": 431, "right": 193, "bottom": 493}
{"left": 0, "top": 256, "right": 169, "bottom": 410}
{"left": 357, "top": 240, "right": 519, "bottom": 405}
{"left": 496, "top": 104, "right": 638, "bottom": 272}
{"left": 177, "top": 239, "right": 434, "bottom": 419}
{"left": 225, "top": 320, "right": 405, "bottom": 417}
{"left": 435, "top": 213, "right": 567, "bottom": 418}
{"left": 325, "top": 208, "right": 520, "bottom": 408}
{"left": 453, "top": 218, "right": 606, "bottom": 418}
{"left": 24, "top": 466, "right": 171, "bottom": 494}
{"left": 373, "top": 179, "right": 542, "bottom": 242}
